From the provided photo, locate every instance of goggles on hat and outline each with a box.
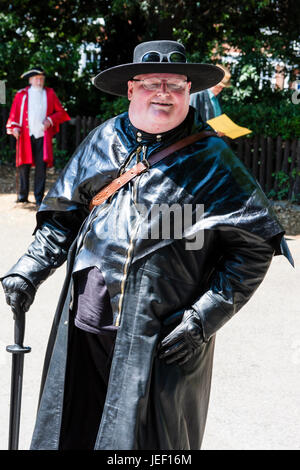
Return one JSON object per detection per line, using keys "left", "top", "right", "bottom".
{"left": 141, "top": 51, "right": 186, "bottom": 63}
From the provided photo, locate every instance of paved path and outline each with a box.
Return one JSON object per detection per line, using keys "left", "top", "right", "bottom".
{"left": 0, "top": 193, "right": 299, "bottom": 450}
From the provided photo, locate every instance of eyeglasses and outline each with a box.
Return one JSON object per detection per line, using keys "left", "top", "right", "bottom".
{"left": 131, "top": 78, "right": 188, "bottom": 92}
{"left": 141, "top": 51, "right": 186, "bottom": 63}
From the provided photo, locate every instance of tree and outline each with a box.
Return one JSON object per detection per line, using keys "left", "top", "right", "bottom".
{"left": 0, "top": 1, "right": 150, "bottom": 115}
{"left": 0, "top": 0, "right": 299, "bottom": 115}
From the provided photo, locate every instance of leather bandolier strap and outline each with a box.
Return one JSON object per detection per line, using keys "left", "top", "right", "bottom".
{"left": 89, "top": 130, "right": 217, "bottom": 211}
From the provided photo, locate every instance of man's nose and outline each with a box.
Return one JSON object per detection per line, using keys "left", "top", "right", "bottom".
{"left": 157, "top": 81, "right": 169, "bottom": 93}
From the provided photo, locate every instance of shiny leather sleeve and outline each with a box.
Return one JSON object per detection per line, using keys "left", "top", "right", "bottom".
{"left": 1, "top": 210, "right": 85, "bottom": 289}
{"left": 189, "top": 228, "right": 275, "bottom": 341}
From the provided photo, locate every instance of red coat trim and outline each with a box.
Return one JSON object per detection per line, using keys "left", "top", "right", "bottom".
{"left": 6, "top": 86, "right": 70, "bottom": 167}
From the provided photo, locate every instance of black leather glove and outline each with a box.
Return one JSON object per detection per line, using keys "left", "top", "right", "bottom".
{"left": 158, "top": 310, "right": 204, "bottom": 366}
{"left": 2, "top": 275, "right": 36, "bottom": 316}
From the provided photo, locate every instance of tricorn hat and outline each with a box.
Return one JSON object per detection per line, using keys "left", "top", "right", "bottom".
{"left": 20, "top": 67, "right": 45, "bottom": 79}
{"left": 93, "top": 40, "right": 224, "bottom": 97}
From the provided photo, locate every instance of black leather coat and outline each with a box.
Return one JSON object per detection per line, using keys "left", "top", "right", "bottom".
{"left": 3, "top": 108, "right": 292, "bottom": 450}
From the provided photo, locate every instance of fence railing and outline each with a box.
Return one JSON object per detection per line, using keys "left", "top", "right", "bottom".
{"left": 1, "top": 107, "right": 300, "bottom": 200}
{"left": 56, "top": 116, "right": 102, "bottom": 149}
{"left": 229, "top": 135, "right": 300, "bottom": 199}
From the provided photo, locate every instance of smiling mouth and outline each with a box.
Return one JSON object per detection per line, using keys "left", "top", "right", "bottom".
{"left": 151, "top": 102, "right": 172, "bottom": 107}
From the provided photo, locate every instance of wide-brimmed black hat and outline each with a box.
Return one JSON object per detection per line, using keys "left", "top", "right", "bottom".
{"left": 20, "top": 67, "right": 45, "bottom": 79}
{"left": 93, "top": 40, "right": 224, "bottom": 97}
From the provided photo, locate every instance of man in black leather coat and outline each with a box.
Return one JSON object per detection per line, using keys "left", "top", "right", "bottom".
{"left": 1, "top": 40, "right": 293, "bottom": 450}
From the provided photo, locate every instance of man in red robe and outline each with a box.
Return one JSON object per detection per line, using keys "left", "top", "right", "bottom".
{"left": 6, "top": 67, "right": 70, "bottom": 206}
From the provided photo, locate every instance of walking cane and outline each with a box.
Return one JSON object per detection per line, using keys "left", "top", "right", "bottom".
{"left": 15, "top": 134, "right": 20, "bottom": 200}
{"left": 6, "top": 311, "right": 31, "bottom": 450}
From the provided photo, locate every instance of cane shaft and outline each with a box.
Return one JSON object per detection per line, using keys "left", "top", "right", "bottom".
{"left": 8, "top": 354, "right": 25, "bottom": 450}
{"left": 6, "top": 314, "right": 31, "bottom": 450}
{"left": 14, "top": 313, "right": 25, "bottom": 347}
{"left": 16, "top": 137, "right": 20, "bottom": 197}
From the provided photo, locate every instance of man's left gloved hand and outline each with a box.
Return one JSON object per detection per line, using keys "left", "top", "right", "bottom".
{"left": 158, "top": 310, "right": 204, "bottom": 366}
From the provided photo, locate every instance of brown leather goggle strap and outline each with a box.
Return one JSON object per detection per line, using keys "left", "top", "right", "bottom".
{"left": 89, "top": 130, "right": 217, "bottom": 211}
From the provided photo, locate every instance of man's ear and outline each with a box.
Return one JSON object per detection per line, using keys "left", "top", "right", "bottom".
{"left": 127, "top": 80, "right": 133, "bottom": 100}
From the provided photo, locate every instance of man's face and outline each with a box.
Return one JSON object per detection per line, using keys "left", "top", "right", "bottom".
{"left": 29, "top": 74, "right": 45, "bottom": 88}
{"left": 128, "top": 73, "right": 191, "bottom": 134}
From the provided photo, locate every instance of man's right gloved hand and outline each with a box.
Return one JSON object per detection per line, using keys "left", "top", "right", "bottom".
{"left": 2, "top": 275, "right": 36, "bottom": 316}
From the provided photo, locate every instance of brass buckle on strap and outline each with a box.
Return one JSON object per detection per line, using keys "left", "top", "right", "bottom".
{"left": 140, "top": 158, "right": 150, "bottom": 172}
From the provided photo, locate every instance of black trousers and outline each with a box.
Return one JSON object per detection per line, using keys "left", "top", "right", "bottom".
{"left": 18, "top": 136, "right": 46, "bottom": 204}
{"left": 59, "top": 327, "right": 116, "bottom": 450}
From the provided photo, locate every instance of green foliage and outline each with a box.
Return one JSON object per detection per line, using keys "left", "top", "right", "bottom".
{"left": 269, "top": 171, "right": 291, "bottom": 200}
{"left": 0, "top": 136, "right": 14, "bottom": 165}
{"left": 97, "top": 96, "right": 129, "bottom": 122}
{"left": 1, "top": 0, "right": 299, "bottom": 116}
{"left": 268, "top": 170, "right": 300, "bottom": 203}
{"left": 0, "top": 0, "right": 150, "bottom": 116}
{"left": 230, "top": 64, "right": 260, "bottom": 102}
{"left": 51, "top": 140, "right": 69, "bottom": 170}
{"left": 222, "top": 89, "right": 300, "bottom": 139}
